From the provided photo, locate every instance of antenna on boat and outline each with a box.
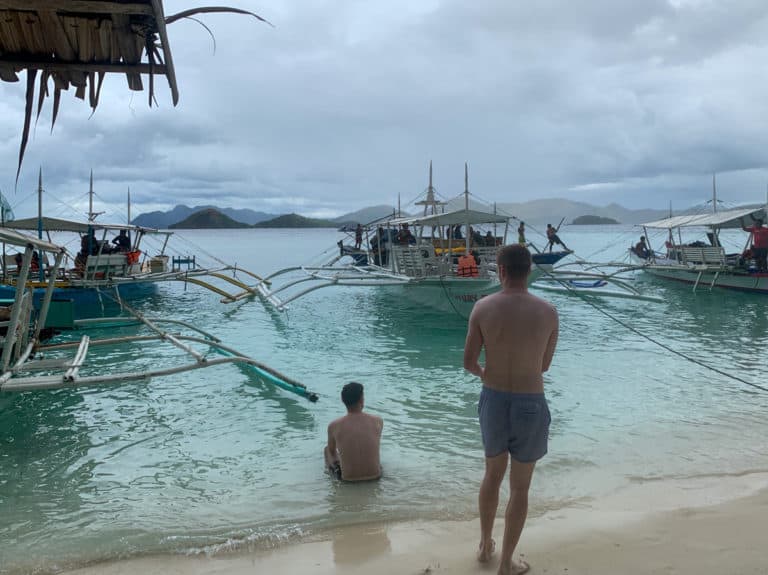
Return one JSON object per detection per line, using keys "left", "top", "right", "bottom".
{"left": 127, "top": 187, "right": 131, "bottom": 225}
{"left": 464, "top": 162, "right": 470, "bottom": 254}
{"left": 712, "top": 173, "right": 717, "bottom": 214}
{"left": 87, "top": 170, "right": 105, "bottom": 222}
{"left": 37, "top": 167, "right": 43, "bottom": 241}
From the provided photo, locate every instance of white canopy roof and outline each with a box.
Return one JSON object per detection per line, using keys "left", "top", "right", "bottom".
{"left": 2, "top": 217, "right": 162, "bottom": 234}
{"left": 0, "top": 228, "right": 65, "bottom": 253}
{"left": 641, "top": 206, "right": 767, "bottom": 230}
{"left": 387, "top": 207, "right": 509, "bottom": 227}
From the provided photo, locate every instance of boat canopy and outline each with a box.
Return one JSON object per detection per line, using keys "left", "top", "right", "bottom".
{"left": 0, "top": 228, "right": 65, "bottom": 253}
{"left": 641, "top": 206, "right": 767, "bottom": 230}
{"left": 387, "top": 207, "right": 509, "bottom": 228}
{"left": 3, "top": 217, "right": 164, "bottom": 235}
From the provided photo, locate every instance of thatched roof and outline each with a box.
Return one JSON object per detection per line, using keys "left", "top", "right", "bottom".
{"left": 0, "top": 1, "right": 267, "bottom": 180}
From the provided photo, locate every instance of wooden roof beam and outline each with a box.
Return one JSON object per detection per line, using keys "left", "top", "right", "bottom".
{"left": 0, "top": 1, "right": 154, "bottom": 16}
{"left": 1, "top": 58, "right": 167, "bottom": 76}
{"left": 150, "top": 0, "right": 178, "bottom": 105}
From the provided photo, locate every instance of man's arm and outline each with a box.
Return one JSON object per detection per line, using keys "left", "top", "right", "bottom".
{"left": 325, "top": 422, "right": 339, "bottom": 467}
{"left": 463, "top": 307, "right": 485, "bottom": 379}
{"left": 542, "top": 308, "right": 559, "bottom": 373}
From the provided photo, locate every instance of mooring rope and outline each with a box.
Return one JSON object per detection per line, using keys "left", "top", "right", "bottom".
{"left": 537, "top": 267, "right": 768, "bottom": 393}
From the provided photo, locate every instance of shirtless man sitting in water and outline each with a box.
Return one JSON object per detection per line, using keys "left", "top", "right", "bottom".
{"left": 324, "top": 382, "right": 383, "bottom": 482}
{"left": 464, "top": 244, "right": 559, "bottom": 575}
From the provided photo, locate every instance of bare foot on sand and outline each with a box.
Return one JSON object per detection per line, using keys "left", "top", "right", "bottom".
{"left": 476, "top": 539, "right": 495, "bottom": 563}
{"left": 497, "top": 558, "right": 530, "bottom": 575}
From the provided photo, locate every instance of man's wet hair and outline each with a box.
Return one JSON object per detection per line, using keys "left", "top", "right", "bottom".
{"left": 341, "top": 381, "right": 364, "bottom": 407}
{"left": 497, "top": 244, "right": 532, "bottom": 280}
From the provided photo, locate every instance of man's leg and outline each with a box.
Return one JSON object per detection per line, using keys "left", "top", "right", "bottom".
{"left": 478, "top": 452, "right": 508, "bottom": 562}
{"left": 497, "top": 459, "right": 536, "bottom": 575}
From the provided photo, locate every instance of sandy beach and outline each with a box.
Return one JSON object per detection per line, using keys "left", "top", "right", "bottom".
{"left": 65, "top": 470, "right": 768, "bottom": 575}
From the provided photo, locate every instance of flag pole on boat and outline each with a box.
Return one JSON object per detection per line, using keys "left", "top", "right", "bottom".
{"left": 37, "top": 167, "right": 44, "bottom": 282}
{"left": 464, "top": 162, "right": 470, "bottom": 254}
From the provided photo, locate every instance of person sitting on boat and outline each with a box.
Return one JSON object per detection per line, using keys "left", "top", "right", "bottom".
{"left": 81, "top": 229, "right": 99, "bottom": 256}
{"left": 518, "top": 221, "right": 526, "bottom": 245}
{"left": 13, "top": 252, "right": 22, "bottom": 270}
{"left": 30, "top": 251, "right": 40, "bottom": 272}
{"left": 397, "top": 224, "right": 416, "bottom": 245}
{"left": 545, "top": 224, "right": 570, "bottom": 253}
{"left": 457, "top": 252, "right": 479, "bottom": 277}
{"left": 324, "top": 382, "right": 383, "bottom": 482}
{"left": 112, "top": 230, "right": 131, "bottom": 252}
{"left": 486, "top": 230, "right": 496, "bottom": 246}
{"left": 453, "top": 225, "right": 464, "bottom": 240}
{"left": 633, "top": 236, "right": 651, "bottom": 259}
{"left": 470, "top": 226, "right": 483, "bottom": 246}
{"left": 741, "top": 218, "right": 768, "bottom": 272}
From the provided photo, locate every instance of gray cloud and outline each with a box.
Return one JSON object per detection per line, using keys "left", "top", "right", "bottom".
{"left": 2, "top": 0, "right": 768, "bottom": 220}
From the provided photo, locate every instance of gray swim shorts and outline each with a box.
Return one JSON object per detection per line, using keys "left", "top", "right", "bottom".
{"left": 478, "top": 387, "right": 551, "bottom": 462}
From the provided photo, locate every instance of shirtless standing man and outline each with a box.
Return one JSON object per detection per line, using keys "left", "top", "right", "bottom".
{"left": 324, "top": 382, "right": 383, "bottom": 481}
{"left": 464, "top": 244, "right": 559, "bottom": 575}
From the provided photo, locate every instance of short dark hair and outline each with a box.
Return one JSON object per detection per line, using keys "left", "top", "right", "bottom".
{"left": 497, "top": 244, "right": 531, "bottom": 280}
{"left": 341, "top": 382, "right": 364, "bottom": 407}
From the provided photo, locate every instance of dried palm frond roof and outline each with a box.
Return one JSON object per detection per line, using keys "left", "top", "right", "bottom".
{"left": 0, "top": 1, "right": 268, "bottom": 181}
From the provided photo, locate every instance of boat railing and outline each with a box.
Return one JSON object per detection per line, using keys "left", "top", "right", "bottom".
{"left": 675, "top": 246, "right": 728, "bottom": 268}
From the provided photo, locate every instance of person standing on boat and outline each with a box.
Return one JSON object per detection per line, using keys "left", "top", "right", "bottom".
{"left": 741, "top": 218, "right": 768, "bottom": 272}
{"left": 112, "top": 230, "right": 131, "bottom": 252}
{"left": 324, "top": 382, "right": 383, "bottom": 482}
{"left": 354, "top": 224, "right": 363, "bottom": 250}
{"left": 464, "top": 244, "right": 558, "bottom": 575}
{"left": 545, "top": 223, "right": 569, "bottom": 253}
{"left": 517, "top": 222, "right": 526, "bottom": 245}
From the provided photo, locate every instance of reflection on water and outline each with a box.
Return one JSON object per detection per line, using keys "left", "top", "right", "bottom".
{"left": 1, "top": 228, "right": 768, "bottom": 573}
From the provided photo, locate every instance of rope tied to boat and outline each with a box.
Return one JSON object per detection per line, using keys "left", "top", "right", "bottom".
{"left": 537, "top": 268, "right": 768, "bottom": 394}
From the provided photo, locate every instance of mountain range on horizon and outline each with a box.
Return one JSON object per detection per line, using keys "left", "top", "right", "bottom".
{"left": 131, "top": 199, "right": 681, "bottom": 229}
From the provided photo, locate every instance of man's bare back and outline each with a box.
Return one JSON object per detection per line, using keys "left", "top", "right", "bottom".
{"left": 327, "top": 412, "right": 383, "bottom": 481}
{"left": 325, "top": 382, "right": 383, "bottom": 482}
{"left": 464, "top": 244, "right": 559, "bottom": 575}
{"left": 466, "top": 289, "right": 558, "bottom": 393}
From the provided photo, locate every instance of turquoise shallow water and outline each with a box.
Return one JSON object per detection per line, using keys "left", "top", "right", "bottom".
{"left": 1, "top": 226, "right": 767, "bottom": 573}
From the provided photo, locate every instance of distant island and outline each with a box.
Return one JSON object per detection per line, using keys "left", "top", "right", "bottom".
{"left": 169, "top": 208, "right": 250, "bottom": 229}
{"left": 252, "top": 213, "right": 338, "bottom": 228}
{"left": 130, "top": 200, "right": 670, "bottom": 230}
{"left": 571, "top": 215, "right": 620, "bottom": 225}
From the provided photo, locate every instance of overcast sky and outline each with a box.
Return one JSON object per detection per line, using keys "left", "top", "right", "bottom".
{"left": 2, "top": 0, "right": 768, "bottom": 220}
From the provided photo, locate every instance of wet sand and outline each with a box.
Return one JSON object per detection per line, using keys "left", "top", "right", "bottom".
{"left": 66, "top": 471, "right": 768, "bottom": 575}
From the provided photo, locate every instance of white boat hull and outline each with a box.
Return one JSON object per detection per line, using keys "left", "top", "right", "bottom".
{"left": 631, "top": 255, "right": 768, "bottom": 294}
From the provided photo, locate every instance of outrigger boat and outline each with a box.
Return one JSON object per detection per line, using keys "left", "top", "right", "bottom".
{"left": 255, "top": 164, "right": 574, "bottom": 314}
{"left": 629, "top": 204, "right": 768, "bottom": 294}
{"left": 0, "top": 227, "right": 316, "bottom": 400}
{"left": 0, "top": 171, "right": 263, "bottom": 308}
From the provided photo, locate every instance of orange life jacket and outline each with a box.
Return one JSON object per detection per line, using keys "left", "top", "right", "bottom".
{"left": 457, "top": 254, "right": 479, "bottom": 277}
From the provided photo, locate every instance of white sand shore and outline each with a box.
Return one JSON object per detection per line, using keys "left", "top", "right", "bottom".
{"left": 68, "top": 471, "right": 768, "bottom": 575}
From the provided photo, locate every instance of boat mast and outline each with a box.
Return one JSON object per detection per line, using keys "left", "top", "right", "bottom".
{"left": 712, "top": 173, "right": 717, "bottom": 214}
{"left": 37, "top": 167, "right": 44, "bottom": 281}
{"left": 37, "top": 168, "right": 43, "bottom": 241}
{"left": 464, "top": 162, "right": 470, "bottom": 254}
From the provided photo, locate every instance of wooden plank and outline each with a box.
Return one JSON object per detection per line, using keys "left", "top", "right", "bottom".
{"left": 0, "top": 1, "right": 154, "bottom": 16}
{"left": 150, "top": 0, "right": 178, "bottom": 105}
{"left": 110, "top": 13, "right": 142, "bottom": 90}
{"left": 1, "top": 58, "right": 167, "bottom": 76}
{"left": 36, "top": 11, "right": 73, "bottom": 57}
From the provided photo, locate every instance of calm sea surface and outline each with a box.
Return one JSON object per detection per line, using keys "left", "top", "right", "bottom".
{"left": 1, "top": 225, "right": 767, "bottom": 573}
